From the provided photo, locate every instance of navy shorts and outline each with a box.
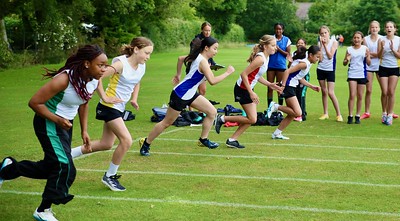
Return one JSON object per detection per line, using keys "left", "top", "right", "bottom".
{"left": 96, "top": 103, "right": 123, "bottom": 122}
{"left": 168, "top": 90, "right": 200, "bottom": 111}
{"left": 234, "top": 84, "right": 253, "bottom": 105}
{"left": 317, "top": 69, "right": 336, "bottom": 82}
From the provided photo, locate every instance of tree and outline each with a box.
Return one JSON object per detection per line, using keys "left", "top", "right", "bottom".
{"left": 192, "top": 0, "right": 246, "bottom": 35}
{"left": 238, "top": 0, "right": 302, "bottom": 42}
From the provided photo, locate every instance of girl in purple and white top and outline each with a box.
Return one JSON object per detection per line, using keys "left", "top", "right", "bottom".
{"left": 139, "top": 37, "right": 235, "bottom": 155}
{"left": 267, "top": 45, "right": 321, "bottom": 140}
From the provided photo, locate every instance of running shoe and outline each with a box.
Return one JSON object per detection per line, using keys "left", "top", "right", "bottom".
{"left": 319, "top": 114, "right": 329, "bottom": 120}
{"left": 102, "top": 173, "right": 126, "bottom": 191}
{"left": 347, "top": 116, "right": 353, "bottom": 124}
{"left": 336, "top": 115, "right": 343, "bottom": 122}
{"left": 393, "top": 113, "right": 399, "bottom": 119}
{"left": 360, "top": 112, "right": 370, "bottom": 119}
{"left": 0, "top": 157, "right": 12, "bottom": 188}
{"left": 271, "top": 133, "right": 290, "bottom": 140}
{"left": 33, "top": 208, "right": 58, "bottom": 221}
{"left": 386, "top": 115, "right": 393, "bottom": 126}
{"left": 266, "top": 101, "right": 278, "bottom": 118}
{"left": 293, "top": 116, "right": 302, "bottom": 122}
{"left": 214, "top": 114, "right": 223, "bottom": 134}
{"left": 355, "top": 116, "right": 361, "bottom": 124}
{"left": 197, "top": 138, "right": 219, "bottom": 149}
{"left": 139, "top": 137, "right": 150, "bottom": 156}
{"left": 382, "top": 114, "right": 387, "bottom": 124}
{"left": 225, "top": 139, "right": 245, "bottom": 149}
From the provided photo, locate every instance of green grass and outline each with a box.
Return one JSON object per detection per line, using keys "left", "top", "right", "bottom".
{"left": 1, "top": 44, "right": 400, "bottom": 220}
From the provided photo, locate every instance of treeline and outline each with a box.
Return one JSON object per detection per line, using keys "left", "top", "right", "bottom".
{"left": 1, "top": 0, "right": 399, "bottom": 69}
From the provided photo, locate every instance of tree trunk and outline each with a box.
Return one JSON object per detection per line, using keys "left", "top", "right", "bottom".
{"left": 0, "top": 18, "right": 11, "bottom": 51}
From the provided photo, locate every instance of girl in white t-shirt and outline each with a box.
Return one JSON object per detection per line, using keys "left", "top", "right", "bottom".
{"left": 377, "top": 21, "right": 400, "bottom": 125}
{"left": 343, "top": 31, "right": 371, "bottom": 124}
{"left": 361, "top": 21, "right": 382, "bottom": 119}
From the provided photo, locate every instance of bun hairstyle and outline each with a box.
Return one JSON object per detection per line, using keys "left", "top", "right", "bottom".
{"left": 247, "top": 35, "right": 274, "bottom": 63}
{"left": 292, "top": 46, "right": 307, "bottom": 60}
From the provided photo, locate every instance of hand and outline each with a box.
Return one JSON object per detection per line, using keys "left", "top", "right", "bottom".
{"left": 226, "top": 65, "right": 235, "bottom": 75}
{"left": 103, "top": 96, "right": 123, "bottom": 104}
{"left": 172, "top": 75, "right": 180, "bottom": 85}
{"left": 57, "top": 117, "right": 73, "bottom": 130}
{"left": 250, "top": 92, "right": 259, "bottom": 104}
{"left": 82, "top": 132, "right": 92, "bottom": 153}
{"left": 269, "top": 82, "right": 283, "bottom": 94}
{"left": 131, "top": 100, "right": 139, "bottom": 110}
{"left": 311, "top": 85, "right": 320, "bottom": 92}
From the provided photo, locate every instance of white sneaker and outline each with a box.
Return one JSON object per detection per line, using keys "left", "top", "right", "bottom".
{"left": 272, "top": 133, "right": 290, "bottom": 140}
{"left": 33, "top": 208, "right": 58, "bottom": 221}
{"left": 0, "top": 158, "right": 12, "bottom": 188}
{"left": 267, "top": 101, "right": 278, "bottom": 118}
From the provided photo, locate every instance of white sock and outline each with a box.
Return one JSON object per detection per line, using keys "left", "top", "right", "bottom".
{"left": 221, "top": 115, "right": 225, "bottom": 122}
{"left": 274, "top": 129, "right": 282, "bottom": 135}
{"left": 275, "top": 103, "right": 280, "bottom": 110}
{"left": 71, "top": 146, "right": 83, "bottom": 158}
{"left": 106, "top": 162, "right": 119, "bottom": 177}
{"left": 228, "top": 138, "right": 236, "bottom": 142}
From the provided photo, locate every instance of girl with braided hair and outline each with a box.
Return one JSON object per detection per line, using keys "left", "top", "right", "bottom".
{"left": 0, "top": 44, "right": 108, "bottom": 221}
{"left": 214, "top": 35, "right": 282, "bottom": 148}
{"left": 71, "top": 37, "right": 154, "bottom": 191}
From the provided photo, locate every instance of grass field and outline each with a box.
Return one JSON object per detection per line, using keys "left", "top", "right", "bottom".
{"left": 1, "top": 44, "right": 400, "bottom": 220}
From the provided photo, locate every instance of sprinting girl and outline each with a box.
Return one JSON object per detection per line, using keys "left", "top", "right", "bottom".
{"left": 70, "top": 37, "right": 154, "bottom": 191}
{"left": 267, "top": 45, "right": 321, "bottom": 139}
{"left": 213, "top": 35, "right": 282, "bottom": 148}
{"left": 317, "top": 25, "right": 343, "bottom": 122}
{"left": 377, "top": 21, "right": 400, "bottom": 125}
{"left": 139, "top": 37, "right": 234, "bottom": 155}
{"left": 343, "top": 31, "right": 371, "bottom": 124}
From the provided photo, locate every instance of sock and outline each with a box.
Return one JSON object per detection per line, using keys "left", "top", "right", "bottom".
{"left": 278, "top": 97, "right": 284, "bottom": 105}
{"left": 228, "top": 138, "right": 236, "bottom": 142}
{"left": 106, "top": 162, "right": 119, "bottom": 177}
{"left": 221, "top": 115, "right": 225, "bottom": 122}
{"left": 37, "top": 199, "right": 52, "bottom": 212}
{"left": 275, "top": 103, "right": 280, "bottom": 110}
{"left": 199, "top": 137, "right": 208, "bottom": 142}
{"left": 273, "top": 129, "right": 282, "bottom": 135}
{"left": 71, "top": 146, "right": 83, "bottom": 158}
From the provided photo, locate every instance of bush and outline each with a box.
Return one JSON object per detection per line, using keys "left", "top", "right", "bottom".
{"left": 0, "top": 41, "right": 13, "bottom": 69}
{"left": 216, "top": 24, "right": 246, "bottom": 43}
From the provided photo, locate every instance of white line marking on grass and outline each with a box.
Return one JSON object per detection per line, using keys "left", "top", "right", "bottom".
{"left": 1, "top": 190, "right": 399, "bottom": 217}
{"left": 76, "top": 169, "right": 400, "bottom": 188}
{"left": 183, "top": 128, "right": 400, "bottom": 141}
{"left": 155, "top": 138, "right": 400, "bottom": 152}
{"left": 145, "top": 151, "right": 400, "bottom": 166}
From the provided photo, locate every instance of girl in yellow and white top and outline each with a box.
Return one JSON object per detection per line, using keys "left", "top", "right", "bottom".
{"left": 71, "top": 37, "right": 154, "bottom": 191}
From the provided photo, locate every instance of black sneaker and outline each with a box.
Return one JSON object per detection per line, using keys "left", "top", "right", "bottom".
{"left": 347, "top": 116, "right": 353, "bottom": 124}
{"left": 102, "top": 173, "right": 126, "bottom": 191}
{"left": 225, "top": 139, "right": 245, "bottom": 148}
{"left": 197, "top": 138, "right": 219, "bottom": 149}
{"left": 139, "top": 137, "right": 150, "bottom": 156}
{"left": 214, "top": 114, "right": 223, "bottom": 134}
{"left": 355, "top": 116, "right": 360, "bottom": 124}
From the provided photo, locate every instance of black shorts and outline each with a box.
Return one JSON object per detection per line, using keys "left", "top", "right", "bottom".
{"left": 96, "top": 103, "right": 123, "bottom": 122}
{"left": 281, "top": 86, "right": 297, "bottom": 99}
{"left": 347, "top": 78, "right": 368, "bottom": 85}
{"left": 317, "top": 69, "right": 336, "bottom": 82}
{"left": 168, "top": 90, "right": 200, "bottom": 111}
{"left": 234, "top": 84, "right": 253, "bottom": 105}
{"left": 378, "top": 66, "right": 400, "bottom": 77}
